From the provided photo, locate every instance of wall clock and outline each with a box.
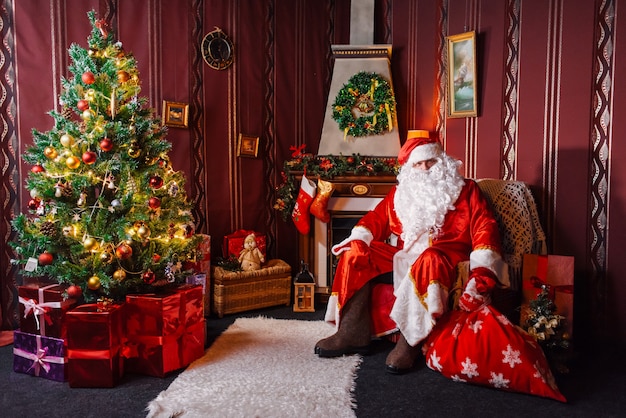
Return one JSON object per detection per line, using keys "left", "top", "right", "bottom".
{"left": 202, "top": 28, "right": 234, "bottom": 70}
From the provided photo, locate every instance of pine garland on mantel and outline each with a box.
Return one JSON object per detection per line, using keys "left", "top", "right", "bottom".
{"left": 274, "top": 145, "right": 399, "bottom": 221}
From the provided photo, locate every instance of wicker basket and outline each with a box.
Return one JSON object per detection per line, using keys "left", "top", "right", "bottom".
{"left": 212, "top": 259, "right": 292, "bottom": 318}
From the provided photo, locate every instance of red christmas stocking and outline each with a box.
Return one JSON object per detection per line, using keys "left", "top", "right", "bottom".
{"left": 310, "top": 178, "right": 335, "bottom": 223}
{"left": 291, "top": 174, "right": 317, "bottom": 234}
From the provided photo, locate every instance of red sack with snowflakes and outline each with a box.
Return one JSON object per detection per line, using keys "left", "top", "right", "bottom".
{"left": 423, "top": 303, "right": 566, "bottom": 402}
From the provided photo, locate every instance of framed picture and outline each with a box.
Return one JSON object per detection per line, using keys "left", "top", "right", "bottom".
{"left": 237, "top": 134, "right": 259, "bottom": 158}
{"left": 447, "top": 31, "right": 478, "bottom": 118}
{"left": 162, "top": 101, "right": 189, "bottom": 128}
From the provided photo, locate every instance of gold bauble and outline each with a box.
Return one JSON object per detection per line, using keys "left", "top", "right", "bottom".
{"left": 112, "top": 269, "right": 126, "bottom": 281}
{"left": 44, "top": 146, "right": 58, "bottom": 159}
{"left": 128, "top": 147, "right": 141, "bottom": 158}
{"left": 87, "top": 275, "right": 101, "bottom": 290}
{"left": 82, "top": 109, "right": 93, "bottom": 120}
{"left": 83, "top": 237, "right": 98, "bottom": 251}
{"left": 60, "top": 134, "right": 74, "bottom": 147}
{"left": 66, "top": 155, "right": 81, "bottom": 169}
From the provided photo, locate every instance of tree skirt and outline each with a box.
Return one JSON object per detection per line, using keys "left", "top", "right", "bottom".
{"left": 146, "top": 317, "right": 361, "bottom": 418}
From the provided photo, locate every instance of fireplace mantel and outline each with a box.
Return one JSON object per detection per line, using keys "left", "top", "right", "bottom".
{"left": 293, "top": 173, "right": 397, "bottom": 198}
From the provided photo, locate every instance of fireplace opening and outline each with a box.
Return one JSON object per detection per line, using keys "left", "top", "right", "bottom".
{"left": 327, "top": 212, "right": 364, "bottom": 290}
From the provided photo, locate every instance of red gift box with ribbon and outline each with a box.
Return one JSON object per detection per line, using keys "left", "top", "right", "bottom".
{"left": 13, "top": 330, "right": 67, "bottom": 382}
{"left": 186, "top": 233, "right": 211, "bottom": 274}
{"left": 222, "top": 229, "right": 266, "bottom": 259}
{"left": 125, "top": 285, "right": 206, "bottom": 377}
{"left": 18, "top": 283, "right": 78, "bottom": 338}
{"left": 65, "top": 302, "right": 126, "bottom": 388}
{"left": 521, "top": 254, "right": 575, "bottom": 338}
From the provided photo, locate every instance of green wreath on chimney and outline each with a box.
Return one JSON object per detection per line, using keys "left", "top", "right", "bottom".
{"left": 331, "top": 71, "right": 396, "bottom": 139}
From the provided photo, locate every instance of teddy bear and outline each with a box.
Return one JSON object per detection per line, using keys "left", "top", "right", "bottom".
{"left": 238, "top": 233, "right": 265, "bottom": 271}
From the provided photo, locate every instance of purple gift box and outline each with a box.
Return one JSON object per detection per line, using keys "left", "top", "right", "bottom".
{"left": 13, "top": 330, "right": 66, "bottom": 382}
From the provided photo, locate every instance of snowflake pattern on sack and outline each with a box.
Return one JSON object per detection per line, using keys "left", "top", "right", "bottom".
{"left": 423, "top": 303, "right": 566, "bottom": 402}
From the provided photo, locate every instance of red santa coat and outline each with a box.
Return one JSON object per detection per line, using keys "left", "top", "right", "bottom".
{"left": 326, "top": 179, "right": 504, "bottom": 344}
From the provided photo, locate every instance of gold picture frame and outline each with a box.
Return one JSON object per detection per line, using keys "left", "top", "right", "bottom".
{"left": 162, "top": 101, "right": 189, "bottom": 128}
{"left": 447, "top": 31, "right": 478, "bottom": 118}
{"left": 237, "top": 134, "right": 259, "bottom": 158}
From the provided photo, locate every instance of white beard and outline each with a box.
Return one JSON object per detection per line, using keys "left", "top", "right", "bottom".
{"left": 394, "top": 154, "right": 466, "bottom": 247}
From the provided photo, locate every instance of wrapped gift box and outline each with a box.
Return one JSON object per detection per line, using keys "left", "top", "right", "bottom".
{"left": 186, "top": 234, "right": 211, "bottom": 274}
{"left": 65, "top": 302, "right": 126, "bottom": 388}
{"left": 186, "top": 273, "right": 209, "bottom": 315}
{"left": 125, "top": 285, "right": 206, "bottom": 377}
{"left": 222, "top": 229, "right": 266, "bottom": 259}
{"left": 18, "top": 283, "right": 78, "bottom": 338}
{"left": 521, "top": 254, "right": 574, "bottom": 337}
{"left": 13, "top": 330, "right": 66, "bottom": 382}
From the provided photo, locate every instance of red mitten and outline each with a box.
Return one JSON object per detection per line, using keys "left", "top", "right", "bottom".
{"left": 291, "top": 174, "right": 317, "bottom": 235}
{"left": 458, "top": 267, "right": 498, "bottom": 312}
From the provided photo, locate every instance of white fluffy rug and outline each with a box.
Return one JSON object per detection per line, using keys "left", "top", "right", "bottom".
{"left": 146, "top": 317, "right": 362, "bottom": 418}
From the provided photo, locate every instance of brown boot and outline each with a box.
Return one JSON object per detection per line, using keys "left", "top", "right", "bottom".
{"left": 385, "top": 334, "right": 421, "bottom": 374}
{"left": 315, "top": 282, "right": 371, "bottom": 357}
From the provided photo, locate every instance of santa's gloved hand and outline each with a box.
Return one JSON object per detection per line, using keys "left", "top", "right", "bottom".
{"left": 458, "top": 267, "right": 498, "bottom": 312}
{"left": 331, "top": 226, "right": 374, "bottom": 256}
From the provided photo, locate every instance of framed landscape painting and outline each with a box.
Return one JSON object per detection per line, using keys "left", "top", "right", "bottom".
{"left": 447, "top": 31, "right": 478, "bottom": 118}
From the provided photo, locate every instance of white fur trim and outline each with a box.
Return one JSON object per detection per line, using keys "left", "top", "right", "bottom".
{"left": 406, "top": 142, "right": 443, "bottom": 165}
{"left": 324, "top": 294, "right": 340, "bottom": 328}
{"left": 300, "top": 175, "right": 317, "bottom": 197}
{"left": 469, "top": 248, "right": 510, "bottom": 288}
{"left": 331, "top": 226, "right": 374, "bottom": 255}
{"left": 389, "top": 276, "right": 448, "bottom": 346}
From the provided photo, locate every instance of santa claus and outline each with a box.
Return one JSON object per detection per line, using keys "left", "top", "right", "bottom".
{"left": 315, "top": 130, "right": 509, "bottom": 374}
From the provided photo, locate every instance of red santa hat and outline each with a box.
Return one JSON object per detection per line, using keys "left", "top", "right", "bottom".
{"left": 397, "top": 130, "right": 443, "bottom": 165}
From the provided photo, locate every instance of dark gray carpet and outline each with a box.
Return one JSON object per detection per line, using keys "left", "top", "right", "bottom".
{"left": 1, "top": 305, "right": 624, "bottom": 417}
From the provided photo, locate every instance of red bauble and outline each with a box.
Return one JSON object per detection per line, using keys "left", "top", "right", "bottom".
{"left": 148, "top": 197, "right": 161, "bottom": 209}
{"left": 152, "top": 254, "right": 161, "bottom": 263}
{"left": 82, "top": 151, "right": 97, "bottom": 165}
{"left": 115, "top": 243, "right": 133, "bottom": 260}
{"left": 38, "top": 251, "right": 54, "bottom": 266}
{"left": 99, "top": 137, "right": 113, "bottom": 152}
{"left": 77, "top": 99, "right": 89, "bottom": 112}
{"left": 31, "top": 165, "right": 45, "bottom": 173}
{"left": 81, "top": 71, "right": 95, "bottom": 85}
{"left": 142, "top": 270, "right": 156, "bottom": 284}
{"left": 149, "top": 176, "right": 163, "bottom": 189}
{"left": 67, "top": 285, "right": 83, "bottom": 298}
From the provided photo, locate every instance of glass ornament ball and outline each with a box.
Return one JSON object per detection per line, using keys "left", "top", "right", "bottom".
{"left": 82, "top": 151, "right": 97, "bottom": 165}
{"left": 112, "top": 269, "right": 126, "bottom": 281}
{"left": 87, "top": 275, "right": 101, "bottom": 290}
{"left": 66, "top": 155, "right": 81, "bottom": 169}
{"left": 38, "top": 251, "right": 54, "bottom": 266}
{"left": 60, "top": 134, "right": 74, "bottom": 147}
{"left": 77, "top": 99, "right": 89, "bottom": 112}
{"left": 148, "top": 197, "right": 161, "bottom": 209}
{"left": 149, "top": 176, "right": 163, "bottom": 189}
{"left": 44, "top": 147, "right": 58, "bottom": 159}
{"left": 100, "top": 137, "right": 113, "bottom": 152}
{"left": 81, "top": 71, "right": 95, "bottom": 85}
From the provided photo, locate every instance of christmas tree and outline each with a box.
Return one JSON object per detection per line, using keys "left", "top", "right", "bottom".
{"left": 11, "top": 11, "right": 201, "bottom": 302}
